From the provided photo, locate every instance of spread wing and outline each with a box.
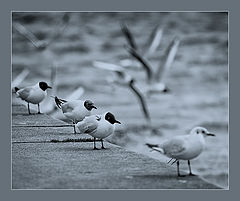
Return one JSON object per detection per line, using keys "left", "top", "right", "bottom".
{"left": 129, "top": 81, "right": 151, "bottom": 121}
{"left": 76, "top": 115, "right": 99, "bottom": 134}
{"left": 155, "top": 37, "right": 180, "bottom": 82}
{"left": 17, "top": 87, "right": 32, "bottom": 99}
{"left": 144, "top": 25, "right": 163, "bottom": 56}
{"left": 127, "top": 46, "right": 153, "bottom": 82}
{"left": 93, "top": 61, "right": 132, "bottom": 83}
{"left": 162, "top": 137, "right": 186, "bottom": 157}
{"left": 120, "top": 22, "right": 138, "bottom": 50}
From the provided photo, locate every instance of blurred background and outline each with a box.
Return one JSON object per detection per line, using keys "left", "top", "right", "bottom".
{"left": 12, "top": 12, "right": 228, "bottom": 188}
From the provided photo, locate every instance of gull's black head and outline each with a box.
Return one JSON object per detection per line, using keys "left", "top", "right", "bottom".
{"left": 84, "top": 100, "right": 97, "bottom": 111}
{"left": 105, "top": 112, "right": 121, "bottom": 124}
{"left": 39, "top": 82, "right": 52, "bottom": 91}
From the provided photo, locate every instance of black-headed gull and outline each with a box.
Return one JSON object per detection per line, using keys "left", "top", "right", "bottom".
{"left": 76, "top": 112, "right": 121, "bottom": 149}
{"left": 15, "top": 81, "right": 52, "bottom": 114}
{"left": 146, "top": 127, "right": 215, "bottom": 177}
{"left": 53, "top": 96, "right": 97, "bottom": 133}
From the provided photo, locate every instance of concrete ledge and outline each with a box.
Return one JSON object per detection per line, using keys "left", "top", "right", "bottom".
{"left": 12, "top": 99, "right": 221, "bottom": 189}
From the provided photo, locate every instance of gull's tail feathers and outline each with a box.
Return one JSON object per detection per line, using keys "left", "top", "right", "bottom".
{"left": 14, "top": 87, "right": 20, "bottom": 92}
{"left": 145, "top": 143, "right": 164, "bottom": 154}
{"left": 53, "top": 96, "right": 67, "bottom": 109}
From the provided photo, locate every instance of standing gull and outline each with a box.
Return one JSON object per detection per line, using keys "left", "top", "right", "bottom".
{"left": 15, "top": 81, "right": 52, "bottom": 114}
{"left": 146, "top": 127, "right": 215, "bottom": 176}
{"left": 76, "top": 112, "right": 121, "bottom": 149}
{"left": 53, "top": 96, "right": 97, "bottom": 133}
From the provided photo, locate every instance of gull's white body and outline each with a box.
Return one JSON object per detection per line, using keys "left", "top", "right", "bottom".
{"left": 16, "top": 83, "right": 47, "bottom": 104}
{"left": 146, "top": 82, "right": 166, "bottom": 93}
{"left": 76, "top": 113, "right": 115, "bottom": 139}
{"left": 160, "top": 134, "right": 205, "bottom": 160}
{"left": 61, "top": 100, "right": 91, "bottom": 122}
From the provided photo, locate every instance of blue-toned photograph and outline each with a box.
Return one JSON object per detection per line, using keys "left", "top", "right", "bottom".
{"left": 11, "top": 12, "right": 228, "bottom": 189}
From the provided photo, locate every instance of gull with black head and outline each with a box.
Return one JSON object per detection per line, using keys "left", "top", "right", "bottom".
{"left": 146, "top": 127, "right": 215, "bottom": 177}
{"left": 53, "top": 96, "right": 97, "bottom": 133}
{"left": 76, "top": 112, "right": 121, "bottom": 149}
{"left": 15, "top": 81, "right": 52, "bottom": 114}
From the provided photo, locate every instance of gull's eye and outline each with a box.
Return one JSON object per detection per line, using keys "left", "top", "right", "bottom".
{"left": 202, "top": 130, "right": 205, "bottom": 134}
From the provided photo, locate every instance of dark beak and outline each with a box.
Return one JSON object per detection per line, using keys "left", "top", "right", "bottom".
{"left": 115, "top": 120, "right": 121, "bottom": 124}
{"left": 206, "top": 133, "right": 215, "bottom": 136}
{"left": 47, "top": 86, "right": 52, "bottom": 89}
{"left": 92, "top": 105, "right": 97, "bottom": 109}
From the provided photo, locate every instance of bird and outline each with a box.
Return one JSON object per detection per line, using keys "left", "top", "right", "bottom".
{"left": 53, "top": 96, "right": 97, "bottom": 133}
{"left": 127, "top": 36, "right": 180, "bottom": 95}
{"left": 76, "top": 112, "right": 121, "bottom": 149}
{"left": 146, "top": 127, "right": 215, "bottom": 177}
{"left": 13, "top": 13, "right": 71, "bottom": 51}
{"left": 93, "top": 61, "right": 151, "bottom": 122}
{"left": 15, "top": 81, "right": 52, "bottom": 114}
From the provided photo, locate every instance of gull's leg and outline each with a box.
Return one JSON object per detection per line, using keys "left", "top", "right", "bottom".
{"left": 93, "top": 137, "right": 98, "bottom": 150}
{"left": 37, "top": 103, "right": 41, "bottom": 114}
{"left": 27, "top": 103, "right": 31, "bottom": 114}
{"left": 73, "top": 120, "right": 76, "bottom": 134}
{"left": 177, "top": 160, "right": 185, "bottom": 177}
{"left": 188, "top": 160, "right": 196, "bottom": 176}
{"left": 101, "top": 139, "right": 106, "bottom": 149}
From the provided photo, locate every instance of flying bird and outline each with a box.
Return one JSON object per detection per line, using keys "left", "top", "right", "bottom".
{"left": 53, "top": 96, "right": 97, "bottom": 133}
{"left": 93, "top": 61, "right": 151, "bottom": 122}
{"left": 15, "top": 81, "right": 52, "bottom": 114}
{"left": 13, "top": 13, "right": 71, "bottom": 51}
{"left": 146, "top": 127, "right": 215, "bottom": 177}
{"left": 76, "top": 112, "right": 121, "bottom": 149}
{"left": 127, "top": 36, "right": 180, "bottom": 95}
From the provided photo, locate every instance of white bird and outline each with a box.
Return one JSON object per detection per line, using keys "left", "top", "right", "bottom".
{"left": 127, "top": 37, "right": 180, "bottom": 95}
{"left": 146, "top": 127, "right": 215, "bottom": 177}
{"left": 15, "top": 81, "right": 52, "bottom": 114}
{"left": 76, "top": 112, "right": 121, "bottom": 149}
{"left": 53, "top": 96, "right": 97, "bottom": 133}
